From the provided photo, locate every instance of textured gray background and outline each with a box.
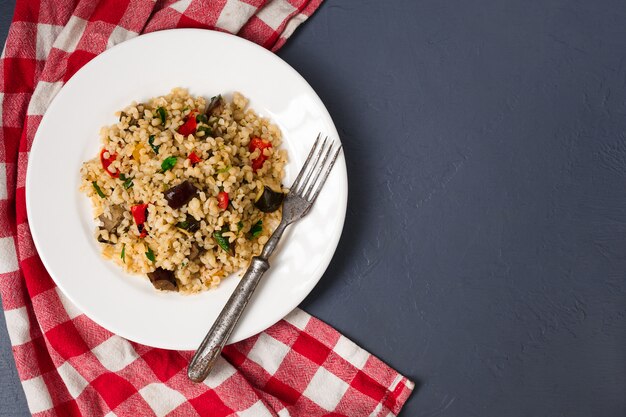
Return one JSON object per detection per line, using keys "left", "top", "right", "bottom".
{"left": 2, "top": 0, "right": 626, "bottom": 416}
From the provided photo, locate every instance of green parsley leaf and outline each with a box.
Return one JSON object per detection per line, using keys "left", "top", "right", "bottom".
{"left": 237, "top": 221, "right": 244, "bottom": 231}
{"left": 213, "top": 230, "right": 232, "bottom": 254}
{"left": 148, "top": 135, "right": 160, "bottom": 154}
{"left": 121, "top": 244, "right": 126, "bottom": 263}
{"left": 217, "top": 165, "right": 231, "bottom": 174}
{"left": 92, "top": 181, "right": 106, "bottom": 198}
{"left": 196, "top": 114, "right": 208, "bottom": 124}
{"left": 197, "top": 126, "right": 212, "bottom": 138}
{"left": 161, "top": 156, "right": 177, "bottom": 172}
{"left": 119, "top": 173, "right": 126, "bottom": 180}
{"left": 250, "top": 220, "right": 263, "bottom": 238}
{"left": 156, "top": 107, "right": 166, "bottom": 124}
{"left": 145, "top": 246, "right": 155, "bottom": 262}
{"left": 122, "top": 177, "right": 134, "bottom": 189}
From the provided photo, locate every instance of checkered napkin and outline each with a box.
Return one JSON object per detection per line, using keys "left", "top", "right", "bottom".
{"left": 0, "top": 0, "right": 414, "bottom": 416}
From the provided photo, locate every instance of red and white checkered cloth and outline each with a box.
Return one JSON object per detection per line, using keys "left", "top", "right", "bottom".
{"left": 0, "top": 1, "right": 414, "bottom": 416}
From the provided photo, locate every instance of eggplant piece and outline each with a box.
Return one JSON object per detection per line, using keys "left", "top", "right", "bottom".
{"left": 164, "top": 180, "right": 198, "bottom": 209}
{"left": 147, "top": 268, "right": 178, "bottom": 291}
{"left": 254, "top": 185, "right": 284, "bottom": 213}
{"left": 189, "top": 242, "right": 204, "bottom": 261}
{"left": 176, "top": 214, "right": 200, "bottom": 233}
{"left": 98, "top": 205, "right": 125, "bottom": 232}
{"left": 205, "top": 95, "right": 224, "bottom": 117}
{"left": 97, "top": 235, "right": 112, "bottom": 244}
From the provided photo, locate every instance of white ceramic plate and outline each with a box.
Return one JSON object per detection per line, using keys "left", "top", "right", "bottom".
{"left": 26, "top": 29, "right": 347, "bottom": 350}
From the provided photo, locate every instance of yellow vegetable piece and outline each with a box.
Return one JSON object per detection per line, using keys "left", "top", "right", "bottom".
{"left": 132, "top": 143, "right": 145, "bottom": 160}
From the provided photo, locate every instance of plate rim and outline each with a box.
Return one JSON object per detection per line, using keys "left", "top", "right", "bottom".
{"left": 25, "top": 28, "right": 348, "bottom": 349}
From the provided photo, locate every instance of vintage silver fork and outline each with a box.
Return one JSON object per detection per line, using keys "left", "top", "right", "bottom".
{"left": 188, "top": 134, "right": 342, "bottom": 382}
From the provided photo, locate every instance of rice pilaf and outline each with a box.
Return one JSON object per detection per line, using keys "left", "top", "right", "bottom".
{"left": 80, "top": 88, "right": 287, "bottom": 293}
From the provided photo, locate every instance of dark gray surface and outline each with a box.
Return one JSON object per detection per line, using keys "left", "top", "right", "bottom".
{"left": 2, "top": 0, "right": 626, "bottom": 416}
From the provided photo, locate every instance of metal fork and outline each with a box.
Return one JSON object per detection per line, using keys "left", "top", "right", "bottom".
{"left": 188, "top": 134, "right": 342, "bottom": 382}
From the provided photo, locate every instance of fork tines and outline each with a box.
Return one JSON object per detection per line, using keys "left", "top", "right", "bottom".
{"left": 290, "top": 133, "right": 342, "bottom": 202}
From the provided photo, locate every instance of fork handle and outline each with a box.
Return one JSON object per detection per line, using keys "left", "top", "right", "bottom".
{"left": 187, "top": 222, "right": 288, "bottom": 382}
{"left": 187, "top": 256, "right": 269, "bottom": 382}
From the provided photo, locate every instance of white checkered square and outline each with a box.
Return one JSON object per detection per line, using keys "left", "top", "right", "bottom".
{"left": 22, "top": 376, "right": 54, "bottom": 413}
{"left": 333, "top": 335, "right": 370, "bottom": 370}
{"left": 55, "top": 287, "right": 83, "bottom": 319}
{"left": 203, "top": 356, "right": 237, "bottom": 389}
{"left": 54, "top": 16, "right": 87, "bottom": 53}
{"left": 36, "top": 23, "right": 64, "bottom": 59}
{"left": 4, "top": 306, "right": 31, "bottom": 345}
{"left": 284, "top": 309, "right": 310, "bottom": 331}
{"left": 389, "top": 374, "right": 403, "bottom": 390}
{"left": 0, "top": 163, "right": 6, "bottom": 200}
{"left": 0, "top": 237, "right": 18, "bottom": 273}
{"left": 57, "top": 361, "right": 89, "bottom": 398}
{"left": 238, "top": 400, "right": 274, "bottom": 417}
{"left": 107, "top": 26, "right": 137, "bottom": 49}
{"left": 139, "top": 383, "right": 187, "bottom": 416}
{"left": 257, "top": 0, "right": 297, "bottom": 30}
{"left": 281, "top": 13, "right": 307, "bottom": 39}
{"left": 216, "top": 0, "right": 257, "bottom": 33}
{"left": 170, "top": 0, "right": 192, "bottom": 13}
{"left": 303, "top": 367, "right": 349, "bottom": 411}
{"left": 247, "top": 333, "right": 290, "bottom": 375}
{"left": 92, "top": 336, "right": 139, "bottom": 372}
{"left": 29, "top": 81, "right": 62, "bottom": 116}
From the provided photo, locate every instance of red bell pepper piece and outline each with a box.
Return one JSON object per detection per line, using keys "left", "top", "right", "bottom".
{"left": 100, "top": 149, "right": 120, "bottom": 178}
{"left": 217, "top": 191, "right": 229, "bottom": 210}
{"left": 248, "top": 137, "right": 272, "bottom": 171}
{"left": 131, "top": 203, "right": 149, "bottom": 238}
{"left": 177, "top": 110, "right": 197, "bottom": 136}
{"left": 188, "top": 151, "right": 202, "bottom": 165}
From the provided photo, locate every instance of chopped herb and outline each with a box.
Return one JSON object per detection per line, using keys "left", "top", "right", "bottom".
{"left": 161, "top": 156, "right": 177, "bottom": 172}
{"left": 237, "top": 221, "right": 244, "bottom": 231}
{"left": 119, "top": 173, "right": 127, "bottom": 180}
{"left": 213, "top": 230, "right": 231, "bottom": 254}
{"left": 196, "top": 114, "right": 208, "bottom": 124}
{"left": 122, "top": 177, "right": 134, "bottom": 189}
{"left": 197, "top": 126, "right": 212, "bottom": 138}
{"left": 182, "top": 261, "right": 188, "bottom": 267}
{"left": 121, "top": 244, "right": 126, "bottom": 263}
{"left": 156, "top": 107, "right": 166, "bottom": 124}
{"left": 217, "top": 165, "right": 231, "bottom": 174}
{"left": 250, "top": 220, "right": 263, "bottom": 238}
{"left": 145, "top": 246, "right": 156, "bottom": 262}
{"left": 148, "top": 135, "right": 160, "bottom": 154}
{"left": 92, "top": 181, "right": 106, "bottom": 198}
